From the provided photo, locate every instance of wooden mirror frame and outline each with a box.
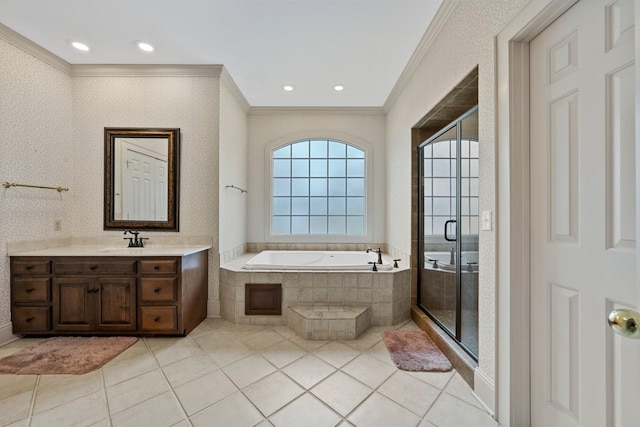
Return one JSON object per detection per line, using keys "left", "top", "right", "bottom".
{"left": 104, "top": 127, "right": 180, "bottom": 231}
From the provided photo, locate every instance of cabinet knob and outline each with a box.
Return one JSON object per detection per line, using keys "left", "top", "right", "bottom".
{"left": 154, "top": 265, "right": 160, "bottom": 270}
{"left": 154, "top": 317, "right": 161, "bottom": 322}
{"left": 153, "top": 288, "right": 161, "bottom": 293}
{"left": 25, "top": 288, "right": 35, "bottom": 293}
{"left": 25, "top": 317, "right": 34, "bottom": 322}
{"left": 25, "top": 265, "right": 34, "bottom": 271}
{"left": 88, "top": 288, "right": 98, "bottom": 294}
{"left": 89, "top": 265, "right": 98, "bottom": 271}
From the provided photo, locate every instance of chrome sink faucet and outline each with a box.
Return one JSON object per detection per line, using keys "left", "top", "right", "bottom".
{"left": 367, "top": 247, "right": 383, "bottom": 265}
{"left": 123, "top": 229, "right": 148, "bottom": 248}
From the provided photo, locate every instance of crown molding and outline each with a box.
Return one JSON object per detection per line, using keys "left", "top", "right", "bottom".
{"left": 249, "top": 106, "right": 385, "bottom": 116}
{"left": 220, "top": 67, "right": 250, "bottom": 113}
{"left": 0, "top": 23, "right": 71, "bottom": 74}
{"left": 70, "top": 64, "right": 223, "bottom": 77}
{"left": 383, "top": 0, "right": 459, "bottom": 112}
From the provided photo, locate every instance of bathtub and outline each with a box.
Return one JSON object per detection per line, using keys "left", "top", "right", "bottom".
{"left": 243, "top": 250, "right": 393, "bottom": 271}
{"left": 425, "top": 251, "right": 479, "bottom": 272}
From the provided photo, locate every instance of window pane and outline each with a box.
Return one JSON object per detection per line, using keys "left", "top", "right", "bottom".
{"left": 273, "top": 216, "right": 290, "bottom": 234}
{"left": 434, "top": 216, "right": 449, "bottom": 236}
{"left": 433, "top": 197, "right": 450, "bottom": 216}
{"left": 291, "top": 141, "right": 309, "bottom": 158}
{"left": 329, "top": 141, "right": 346, "bottom": 158}
{"left": 470, "top": 178, "right": 479, "bottom": 197}
{"left": 328, "top": 217, "right": 346, "bottom": 234}
{"left": 291, "top": 197, "right": 309, "bottom": 215}
{"left": 423, "top": 178, "right": 432, "bottom": 196}
{"left": 470, "top": 159, "right": 479, "bottom": 177}
{"left": 347, "top": 145, "right": 364, "bottom": 158}
{"left": 273, "top": 159, "right": 290, "bottom": 177}
{"left": 347, "top": 159, "right": 364, "bottom": 177}
{"left": 347, "top": 178, "right": 364, "bottom": 196}
{"left": 347, "top": 197, "right": 364, "bottom": 215}
{"left": 291, "top": 159, "right": 309, "bottom": 177}
{"left": 423, "top": 197, "right": 432, "bottom": 215}
{"left": 461, "top": 139, "right": 470, "bottom": 157}
{"left": 423, "top": 216, "right": 433, "bottom": 235}
{"left": 291, "top": 217, "right": 309, "bottom": 234}
{"left": 432, "top": 159, "right": 450, "bottom": 177}
{"left": 461, "top": 197, "right": 469, "bottom": 216}
{"left": 329, "top": 159, "right": 346, "bottom": 177}
{"left": 273, "top": 178, "right": 290, "bottom": 196}
{"left": 461, "top": 178, "right": 470, "bottom": 197}
{"left": 310, "top": 140, "right": 327, "bottom": 158}
{"left": 273, "top": 146, "right": 291, "bottom": 159}
{"left": 310, "top": 159, "right": 327, "bottom": 177}
{"left": 470, "top": 197, "right": 479, "bottom": 215}
{"left": 423, "top": 159, "right": 432, "bottom": 176}
{"left": 310, "top": 197, "right": 327, "bottom": 215}
{"left": 346, "top": 217, "right": 364, "bottom": 235}
{"left": 291, "top": 178, "right": 309, "bottom": 196}
{"left": 432, "top": 141, "right": 451, "bottom": 158}
{"left": 461, "top": 158, "right": 470, "bottom": 177}
{"left": 310, "top": 178, "right": 327, "bottom": 196}
{"left": 433, "top": 178, "right": 452, "bottom": 197}
{"left": 273, "top": 197, "right": 290, "bottom": 215}
{"left": 329, "top": 178, "right": 346, "bottom": 196}
{"left": 329, "top": 198, "right": 345, "bottom": 215}
{"left": 470, "top": 140, "right": 479, "bottom": 158}
{"left": 310, "top": 216, "right": 327, "bottom": 234}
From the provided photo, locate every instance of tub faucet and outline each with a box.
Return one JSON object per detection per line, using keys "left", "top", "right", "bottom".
{"left": 367, "top": 247, "right": 383, "bottom": 265}
{"left": 449, "top": 247, "right": 456, "bottom": 265}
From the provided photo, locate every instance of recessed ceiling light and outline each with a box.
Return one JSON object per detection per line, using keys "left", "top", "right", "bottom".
{"left": 135, "top": 41, "right": 154, "bottom": 52}
{"left": 283, "top": 85, "right": 294, "bottom": 92}
{"left": 70, "top": 41, "right": 90, "bottom": 52}
{"left": 334, "top": 85, "right": 344, "bottom": 91}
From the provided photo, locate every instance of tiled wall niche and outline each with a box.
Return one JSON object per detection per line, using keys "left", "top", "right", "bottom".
{"left": 219, "top": 253, "right": 411, "bottom": 329}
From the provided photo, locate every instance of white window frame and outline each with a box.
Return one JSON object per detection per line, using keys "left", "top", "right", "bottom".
{"left": 265, "top": 136, "right": 374, "bottom": 243}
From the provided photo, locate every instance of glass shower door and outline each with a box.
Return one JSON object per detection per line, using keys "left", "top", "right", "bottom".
{"left": 418, "top": 106, "right": 479, "bottom": 359}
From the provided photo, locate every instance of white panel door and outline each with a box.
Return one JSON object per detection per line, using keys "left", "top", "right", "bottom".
{"left": 122, "top": 147, "right": 155, "bottom": 221}
{"left": 530, "top": 0, "right": 638, "bottom": 426}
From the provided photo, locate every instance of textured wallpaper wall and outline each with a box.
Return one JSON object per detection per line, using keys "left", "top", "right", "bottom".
{"left": 247, "top": 112, "right": 386, "bottom": 244}
{"left": 384, "top": 0, "right": 530, "bottom": 384}
{"left": 72, "top": 75, "right": 220, "bottom": 301}
{"left": 0, "top": 39, "right": 73, "bottom": 327}
{"left": 219, "top": 79, "right": 249, "bottom": 254}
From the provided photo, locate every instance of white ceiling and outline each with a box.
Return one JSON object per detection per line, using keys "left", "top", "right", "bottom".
{"left": 0, "top": 0, "right": 443, "bottom": 107}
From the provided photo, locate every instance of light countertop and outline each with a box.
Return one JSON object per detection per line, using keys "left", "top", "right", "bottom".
{"left": 8, "top": 244, "right": 212, "bottom": 257}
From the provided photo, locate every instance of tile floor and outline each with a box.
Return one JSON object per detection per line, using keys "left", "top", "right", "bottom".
{"left": 0, "top": 318, "right": 499, "bottom": 427}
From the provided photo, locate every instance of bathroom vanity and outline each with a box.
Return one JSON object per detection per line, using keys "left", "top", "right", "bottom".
{"left": 9, "top": 245, "right": 209, "bottom": 336}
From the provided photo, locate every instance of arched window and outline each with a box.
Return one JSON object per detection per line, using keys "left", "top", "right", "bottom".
{"left": 272, "top": 139, "right": 366, "bottom": 235}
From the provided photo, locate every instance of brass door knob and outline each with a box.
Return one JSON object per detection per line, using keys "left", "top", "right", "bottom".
{"left": 608, "top": 308, "right": 640, "bottom": 339}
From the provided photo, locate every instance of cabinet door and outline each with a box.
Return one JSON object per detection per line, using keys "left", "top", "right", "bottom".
{"left": 53, "top": 278, "right": 93, "bottom": 332}
{"left": 96, "top": 278, "right": 136, "bottom": 331}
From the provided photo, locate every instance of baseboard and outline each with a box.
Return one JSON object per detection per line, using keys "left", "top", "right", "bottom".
{"left": 207, "top": 300, "right": 221, "bottom": 317}
{"left": 474, "top": 367, "right": 496, "bottom": 416}
{"left": 0, "top": 322, "right": 19, "bottom": 346}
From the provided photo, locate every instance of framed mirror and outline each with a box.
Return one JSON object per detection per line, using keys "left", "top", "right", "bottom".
{"left": 104, "top": 127, "right": 180, "bottom": 230}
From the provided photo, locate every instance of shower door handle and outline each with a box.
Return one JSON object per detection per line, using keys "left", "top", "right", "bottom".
{"left": 444, "top": 220, "right": 457, "bottom": 242}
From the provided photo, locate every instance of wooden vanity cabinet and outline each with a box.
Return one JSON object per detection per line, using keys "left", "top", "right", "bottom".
{"left": 10, "top": 250, "right": 208, "bottom": 336}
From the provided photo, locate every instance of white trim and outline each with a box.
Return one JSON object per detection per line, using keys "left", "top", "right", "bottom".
{"left": 383, "top": 0, "right": 459, "bottom": 112}
{"left": 474, "top": 367, "right": 496, "bottom": 416}
{"left": 250, "top": 106, "right": 385, "bottom": 116}
{"left": 207, "top": 300, "right": 221, "bottom": 317}
{"left": 495, "top": 0, "right": 578, "bottom": 425}
{"left": 220, "top": 68, "right": 251, "bottom": 113}
{"left": 70, "top": 64, "right": 223, "bottom": 77}
{"left": 0, "top": 323, "right": 19, "bottom": 347}
{"left": 0, "top": 23, "right": 71, "bottom": 74}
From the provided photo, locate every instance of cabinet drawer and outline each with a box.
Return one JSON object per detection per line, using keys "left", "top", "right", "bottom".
{"left": 139, "top": 259, "right": 177, "bottom": 274}
{"left": 140, "top": 278, "right": 177, "bottom": 303}
{"left": 13, "top": 307, "right": 51, "bottom": 332}
{"left": 54, "top": 260, "right": 136, "bottom": 275}
{"left": 140, "top": 306, "right": 177, "bottom": 331}
{"left": 12, "top": 278, "right": 51, "bottom": 303}
{"left": 12, "top": 260, "right": 50, "bottom": 275}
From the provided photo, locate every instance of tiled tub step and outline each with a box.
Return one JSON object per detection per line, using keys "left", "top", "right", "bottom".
{"left": 287, "top": 305, "right": 371, "bottom": 340}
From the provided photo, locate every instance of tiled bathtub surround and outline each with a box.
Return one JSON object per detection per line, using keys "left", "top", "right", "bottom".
{"left": 287, "top": 306, "right": 372, "bottom": 340}
{"left": 220, "top": 253, "right": 411, "bottom": 328}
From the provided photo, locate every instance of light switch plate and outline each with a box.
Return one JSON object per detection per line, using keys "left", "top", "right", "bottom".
{"left": 481, "top": 211, "right": 492, "bottom": 231}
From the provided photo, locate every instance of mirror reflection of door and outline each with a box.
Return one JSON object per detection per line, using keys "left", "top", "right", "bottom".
{"left": 115, "top": 138, "right": 168, "bottom": 221}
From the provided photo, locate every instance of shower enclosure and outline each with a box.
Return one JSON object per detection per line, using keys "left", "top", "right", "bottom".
{"left": 418, "top": 106, "right": 479, "bottom": 359}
